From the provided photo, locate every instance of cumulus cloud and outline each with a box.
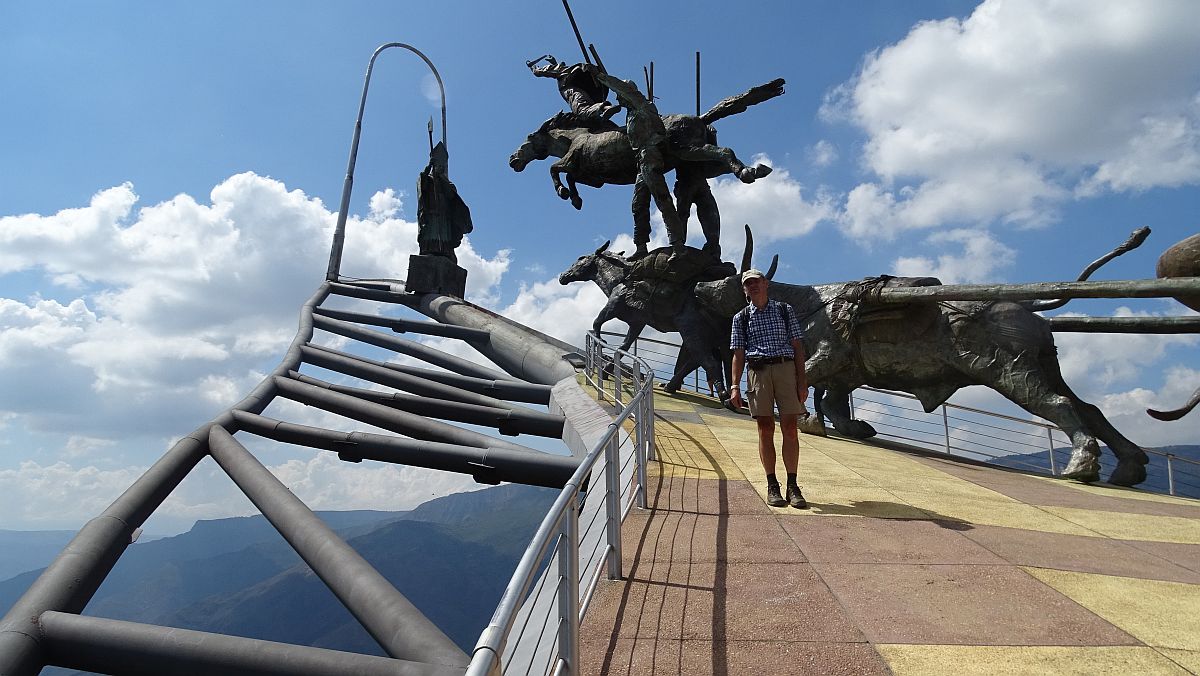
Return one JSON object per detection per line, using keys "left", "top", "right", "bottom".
{"left": 808, "top": 140, "right": 838, "bottom": 168}
{"left": 0, "top": 453, "right": 481, "bottom": 532}
{"left": 0, "top": 173, "right": 509, "bottom": 441}
{"left": 828, "top": 0, "right": 1200, "bottom": 239}
{"left": 1054, "top": 307, "right": 1200, "bottom": 390}
{"left": 892, "top": 228, "right": 1016, "bottom": 283}
{"left": 708, "top": 155, "right": 836, "bottom": 246}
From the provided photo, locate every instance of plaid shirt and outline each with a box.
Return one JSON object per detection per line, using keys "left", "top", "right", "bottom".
{"left": 730, "top": 299, "right": 804, "bottom": 359}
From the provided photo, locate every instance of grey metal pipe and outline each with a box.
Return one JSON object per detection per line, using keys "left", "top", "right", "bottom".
{"left": 413, "top": 294, "right": 578, "bottom": 386}
{"left": 304, "top": 343, "right": 552, "bottom": 405}
{"left": 1046, "top": 315, "right": 1200, "bottom": 333}
{"left": 300, "top": 345, "right": 519, "bottom": 410}
{"left": 207, "top": 426, "right": 468, "bottom": 666}
{"left": 313, "top": 314, "right": 514, "bottom": 381}
{"left": 330, "top": 281, "right": 416, "bottom": 304}
{"left": 0, "top": 284, "right": 333, "bottom": 675}
{"left": 313, "top": 306, "right": 491, "bottom": 342}
{"left": 231, "top": 411, "right": 578, "bottom": 488}
{"left": 871, "top": 277, "right": 1200, "bottom": 303}
{"left": 326, "top": 42, "right": 447, "bottom": 281}
{"left": 39, "top": 611, "right": 462, "bottom": 676}
{"left": 289, "top": 372, "right": 565, "bottom": 438}
{"left": 273, "top": 375, "right": 534, "bottom": 453}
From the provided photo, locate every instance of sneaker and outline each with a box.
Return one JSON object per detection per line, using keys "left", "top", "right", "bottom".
{"left": 766, "top": 483, "right": 787, "bottom": 507}
{"left": 786, "top": 485, "right": 809, "bottom": 509}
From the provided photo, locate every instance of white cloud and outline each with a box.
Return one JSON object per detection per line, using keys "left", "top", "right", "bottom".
{"left": 829, "top": 0, "right": 1200, "bottom": 238}
{"left": 0, "top": 452, "right": 482, "bottom": 533}
{"left": 707, "top": 155, "right": 835, "bottom": 246}
{"left": 892, "top": 228, "right": 1016, "bottom": 283}
{"left": 808, "top": 140, "right": 838, "bottom": 168}
{"left": 0, "top": 461, "right": 147, "bottom": 529}
{"left": 1054, "top": 308, "right": 1199, "bottom": 390}
{"left": 0, "top": 172, "right": 510, "bottom": 443}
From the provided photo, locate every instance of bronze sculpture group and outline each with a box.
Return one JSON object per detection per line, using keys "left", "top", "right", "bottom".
{"left": 504, "top": 50, "right": 1200, "bottom": 488}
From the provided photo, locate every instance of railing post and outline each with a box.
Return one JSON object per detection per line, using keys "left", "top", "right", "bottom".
{"left": 942, "top": 406, "right": 951, "bottom": 455}
{"left": 848, "top": 391, "right": 856, "bottom": 418}
{"left": 605, "top": 431, "right": 623, "bottom": 580}
{"left": 613, "top": 352, "right": 622, "bottom": 407}
{"left": 1046, "top": 427, "right": 1058, "bottom": 476}
{"left": 636, "top": 390, "right": 648, "bottom": 510}
{"left": 557, "top": 500, "right": 580, "bottom": 675}
{"left": 595, "top": 341, "right": 607, "bottom": 403}
{"left": 647, "top": 382, "right": 656, "bottom": 462}
{"left": 1167, "top": 454, "right": 1176, "bottom": 496}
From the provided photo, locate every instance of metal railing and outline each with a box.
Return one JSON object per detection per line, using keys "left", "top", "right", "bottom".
{"left": 467, "top": 332, "right": 655, "bottom": 676}
{"left": 602, "top": 330, "right": 1199, "bottom": 499}
{"left": 849, "top": 387, "right": 1200, "bottom": 498}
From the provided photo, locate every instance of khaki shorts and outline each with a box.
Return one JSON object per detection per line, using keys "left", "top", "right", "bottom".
{"left": 746, "top": 361, "right": 804, "bottom": 418}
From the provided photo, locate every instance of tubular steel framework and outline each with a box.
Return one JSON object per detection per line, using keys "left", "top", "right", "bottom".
{"left": 0, "top": 278, "right": 611, "bottom": 676}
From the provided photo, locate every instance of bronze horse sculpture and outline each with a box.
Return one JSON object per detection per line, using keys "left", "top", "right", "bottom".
{"left": 511, "top": 79, "right": 784, "bottom": 257}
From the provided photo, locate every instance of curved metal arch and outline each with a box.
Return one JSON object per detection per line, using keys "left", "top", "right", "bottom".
{"left": 326, "top": 42, "right": 448, "bottom": 281}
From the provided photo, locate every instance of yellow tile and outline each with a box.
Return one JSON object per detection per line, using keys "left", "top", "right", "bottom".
{"left": 1038, "top": 475, "right": 1200, "bottom": 507}
{"left": 1025, "top": 568, "right": 1200, "bottom": 651}
{"left": 1156, "top": 648, "right": 1200, "bottom": 673}
{"left": 1040, "top": 506, "right": 1200, "bottom": 545}
{"left": 878, "top": 644, "right": 1189, "bottom": 676}
{"left": 889, "top": 494, "right": 1096, "bottom": 535}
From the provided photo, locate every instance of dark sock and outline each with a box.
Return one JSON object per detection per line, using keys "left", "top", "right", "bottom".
{"left": 766, "top": 474, "right": 779, "bottom": 487}
{"left": 787, "top": 473, "right": 798, "bottom": 488}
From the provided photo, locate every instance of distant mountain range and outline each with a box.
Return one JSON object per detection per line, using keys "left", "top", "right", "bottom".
{"left": 0, "top": 529, "right": 77, "bottom": 581}
{"left": 0, "top": 483, "right": 557, "bottom": 667}
{"left": 988, "top": 444, "right": 1200, "bottom": 499}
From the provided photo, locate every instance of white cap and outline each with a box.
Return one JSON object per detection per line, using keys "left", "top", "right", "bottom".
{"left": 741, "top": 268, "right": 766, "bottom": 284}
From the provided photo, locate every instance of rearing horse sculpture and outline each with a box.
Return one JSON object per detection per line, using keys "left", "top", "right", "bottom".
{"left": 511, "top": 79, "right": 784, "bottom": 258}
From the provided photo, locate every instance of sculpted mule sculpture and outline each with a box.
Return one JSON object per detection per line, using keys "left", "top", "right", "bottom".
{"left": 558, "top": 242, "right": 735, "bottom": 395}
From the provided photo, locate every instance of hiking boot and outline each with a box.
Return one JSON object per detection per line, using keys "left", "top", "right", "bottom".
{"left": 766, "top": 483, "right": 787, "bottom": 507}
{"left": 786, "top": 485, "right": 808, "bottom": 509}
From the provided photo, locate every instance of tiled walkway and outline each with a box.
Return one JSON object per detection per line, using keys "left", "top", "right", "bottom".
{"left": 580, "top": 388, "right": 1200, "bottom": 675}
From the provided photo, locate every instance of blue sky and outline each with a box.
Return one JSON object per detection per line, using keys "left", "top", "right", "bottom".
{"left": 2, "top": 0, "right": 1199, "bottom": 532}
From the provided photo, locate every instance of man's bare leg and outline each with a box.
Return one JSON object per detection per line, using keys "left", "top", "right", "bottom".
{"left": 780, "top": 413, "right": 799, "bottom": 474}
{"left": 756, "top": 416, "right": 777, "bottom": 475}
{"left": 779, "top": 412, "right": 808, "bottom": 508}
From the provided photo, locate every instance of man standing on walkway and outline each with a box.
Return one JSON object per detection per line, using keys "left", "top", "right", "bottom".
{"left": 729, "top": 269, "right": 810, "bottom": 508}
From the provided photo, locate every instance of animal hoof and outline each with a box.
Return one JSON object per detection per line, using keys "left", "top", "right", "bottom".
{"left": 556, "top": 186, "right": 571, "bottom": 200}
{"left": 754, "top": 164, "right": 773, "bottom": 179}
{"left": 737, "top": 167, "right": 757, "bottom": 183}
{"left": 702, "top": 242, "right": 722, "bottom": 259}
{"left": 1108, "top": 460, "right": 1147, "bottom": 487}
{"left": 662, "top": 381, "right": 680, "bottom": 394}
{"left": 570, "top": 195, "right": 583, "bottom": 210}
{"left": 1061, "top": 442, "right": 1101, "bottom": 483}
{"left": 835, "top": 419, "right": 876, "bottom": 439}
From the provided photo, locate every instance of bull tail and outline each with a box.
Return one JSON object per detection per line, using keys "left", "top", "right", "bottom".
{"left": 700, "top": 78, "right": 785, "bottom": 125}
{"left": 1148, "top": 385, "right": 1200, "bottom": 421}
{"left": 1028, "top": 227, "right": 1151, "bottom": 312}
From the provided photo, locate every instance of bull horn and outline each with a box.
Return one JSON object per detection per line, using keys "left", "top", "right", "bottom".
{"left": 595, "top": 240, "right": 611, "bottom": 255}
{"left": 741, "top": 224, "right": 753, "bottom": 272}
{"left": 765, "top": 255, "right": 779, "bottom": 280}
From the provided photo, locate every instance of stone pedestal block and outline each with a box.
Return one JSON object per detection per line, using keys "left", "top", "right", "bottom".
{"left": 405, "top": 254, "right": 467, "bottom": 298}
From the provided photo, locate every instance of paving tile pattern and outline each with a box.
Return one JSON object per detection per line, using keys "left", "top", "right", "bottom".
{"left": 576, "top": 386, "right": 1200, "bottom": 675}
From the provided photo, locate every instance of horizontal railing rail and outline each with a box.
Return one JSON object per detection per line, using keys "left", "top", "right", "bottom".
{"left": 467, "top": 332, "right": 655, "bottom": 676}
{"left": 603, "top": 330, "right": 1198, "bottom": 499}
